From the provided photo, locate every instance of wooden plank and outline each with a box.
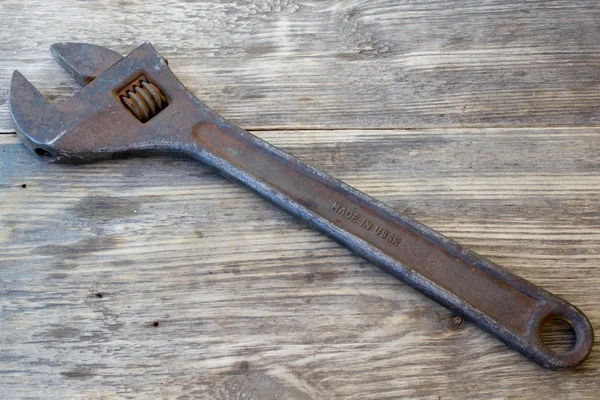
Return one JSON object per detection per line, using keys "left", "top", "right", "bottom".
{"left": 3, "top": 1, "right": 600, "bottom": 131}
{"left": 1, "top": 128, "right": 599, "bottom": 398}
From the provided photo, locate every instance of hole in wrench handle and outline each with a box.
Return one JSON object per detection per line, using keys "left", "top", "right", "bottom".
{"left": 189, "top": 121, "right": 593, "bottom": 369}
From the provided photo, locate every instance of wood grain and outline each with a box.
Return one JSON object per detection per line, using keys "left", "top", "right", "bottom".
{"left": 1, "top": 126, "right": 599, "bottom": 398}
{"left": 3, "top": 1, "right": 600, "bottom": 131}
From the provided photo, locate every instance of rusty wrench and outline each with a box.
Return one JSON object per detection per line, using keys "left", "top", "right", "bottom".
{"left": 9, "top": 42, "right": 593, "bottom": 369}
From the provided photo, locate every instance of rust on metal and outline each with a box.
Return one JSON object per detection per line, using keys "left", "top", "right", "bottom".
{"left": 118, "top": 75, "right": 168, "bottom": 122}
{"left": 8, "top": 42, "right": 594, "bottom": 370}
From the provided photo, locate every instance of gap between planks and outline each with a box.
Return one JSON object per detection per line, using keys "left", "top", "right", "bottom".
{"left": 3, "top": 126, "right": 600, "bottom": 135}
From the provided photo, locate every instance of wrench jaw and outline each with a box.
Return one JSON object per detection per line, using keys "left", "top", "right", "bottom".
{"left": 9, "top": 70, "right": 64, "bottom": 162}
{"left": 9, "top": 69, "right": 118, "bottom": 163}
{"left": 10, "top": 69, "right": 145, "bottom": 164}
{"left": 50, "top": 42, "right": 123, "bottom": 87}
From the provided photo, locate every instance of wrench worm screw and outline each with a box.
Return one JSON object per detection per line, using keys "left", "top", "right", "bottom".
{"left": 119, "top": 75, "right": 168, "bottom": 122}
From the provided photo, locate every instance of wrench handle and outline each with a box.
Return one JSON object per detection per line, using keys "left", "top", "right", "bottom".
{"left": 188, "top": 121, "right": 593, "bottom": 369}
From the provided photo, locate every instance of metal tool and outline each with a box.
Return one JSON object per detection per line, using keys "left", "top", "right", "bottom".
{"left": 9, "top": 42, "right": 593, "bottom": 369}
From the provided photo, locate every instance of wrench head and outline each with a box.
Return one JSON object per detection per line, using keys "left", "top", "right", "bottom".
{"left": 9, "top": 42, "right": 209, "bottom": 163}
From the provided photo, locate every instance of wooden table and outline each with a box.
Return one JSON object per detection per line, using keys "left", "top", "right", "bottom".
{"left": 1, "top": 1, "right": 599, "bottom": 398}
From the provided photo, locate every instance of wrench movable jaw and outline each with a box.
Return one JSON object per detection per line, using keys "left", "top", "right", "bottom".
{"left": 50, "top": 42, "right": 123, "bottom": 87}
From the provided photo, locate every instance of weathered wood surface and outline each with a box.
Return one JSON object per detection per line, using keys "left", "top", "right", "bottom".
{"left": 2, "top": 128, "right": 599, "bottom": 399}
{"left": 1, "top": 1, "right": 600, "bottom": 399}
{"left": 3, "top": 1, "right": 600, "bottom": 131}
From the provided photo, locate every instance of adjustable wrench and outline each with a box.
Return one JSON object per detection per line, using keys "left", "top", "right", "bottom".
{"left": 9, "top": 42, "right": 593, "bottom": 369}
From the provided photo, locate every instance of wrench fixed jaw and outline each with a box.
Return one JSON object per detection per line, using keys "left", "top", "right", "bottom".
{"left": 9, "top": 42, "right": 205, "bottom": 163}
{"left": 9, "top": 70, "right": 65, "bottom": 160}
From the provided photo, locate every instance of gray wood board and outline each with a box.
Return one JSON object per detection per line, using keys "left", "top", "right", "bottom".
{"left": 1, "top": 127, "right": 599, "bottom": 399}
{"left": 2, "top": 1, "right": 600, "bottom": 131}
